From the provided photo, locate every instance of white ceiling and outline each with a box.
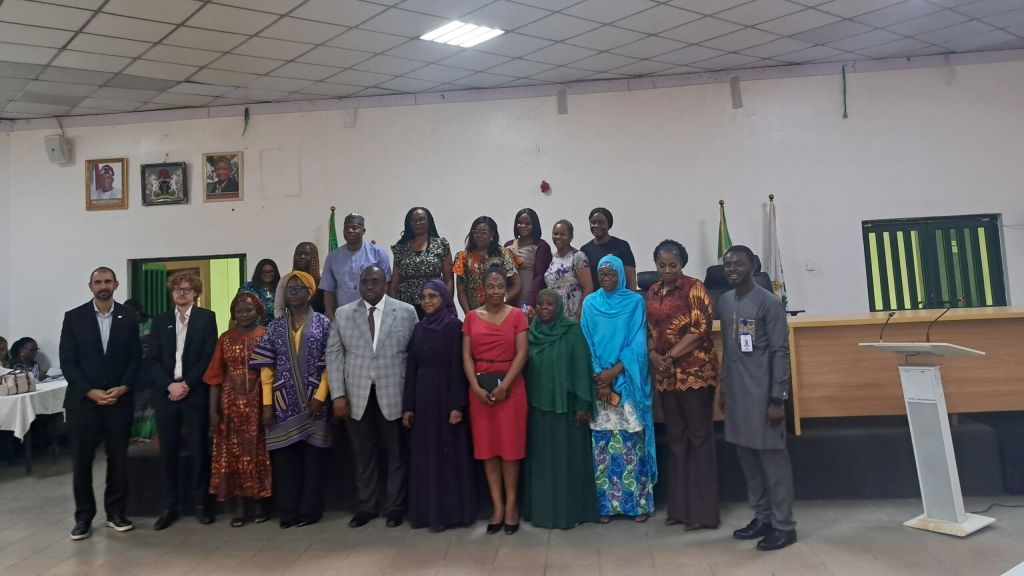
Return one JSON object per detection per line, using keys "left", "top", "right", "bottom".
{"left": 1, "top": 0, "right": 1024, "bottom": 119}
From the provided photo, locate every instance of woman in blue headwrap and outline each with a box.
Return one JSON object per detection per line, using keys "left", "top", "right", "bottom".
{"left": 580, "top": 255, "right": 657, "bottom": 522}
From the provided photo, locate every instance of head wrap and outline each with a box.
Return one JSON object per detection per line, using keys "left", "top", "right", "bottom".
{"left": 526, "top": 288, "right": 595, "bottom": 416}
{"left": 529, "top": 289, "right": 574, "bottom": 349}
{"left": 232, "top": 291, "right": 265, "bottom": 322}
{"left": 282, "top": 270, "right": 317, "bottom": 298}
{"left": 419, "top": 279, "right": 459, "bottom": 332}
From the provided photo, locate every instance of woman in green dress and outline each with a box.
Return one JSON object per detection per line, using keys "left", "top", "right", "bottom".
{"left": 523, "top": 289, "right": 598, "bottom": 529}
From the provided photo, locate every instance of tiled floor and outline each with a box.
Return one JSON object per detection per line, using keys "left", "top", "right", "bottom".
{"left": 1, "top": 452, "right": 1022, "bottom": 576}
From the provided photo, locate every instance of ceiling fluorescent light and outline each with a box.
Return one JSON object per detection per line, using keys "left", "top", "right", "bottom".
{"left": 420, "top": 20, "right": 504, "bottom": 48}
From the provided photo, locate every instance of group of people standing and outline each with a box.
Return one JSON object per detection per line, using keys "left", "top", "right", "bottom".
{"left": 54, "top": 205, "right": 797, "bottom": 553}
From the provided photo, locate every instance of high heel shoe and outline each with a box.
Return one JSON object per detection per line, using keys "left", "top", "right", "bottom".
{"left": 486, "top": 522, "right": 504, "bottom": 534}
{"left": 503, "top": 523, "right": 519, "bottom": 535}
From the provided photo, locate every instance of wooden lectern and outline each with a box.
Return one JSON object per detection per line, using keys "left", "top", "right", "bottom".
{"left": 859, "top": 342, "right": 995, "bottom": 537}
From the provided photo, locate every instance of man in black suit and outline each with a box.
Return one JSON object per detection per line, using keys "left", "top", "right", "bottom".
{"left": 59, "top": 267, "right": 141, "bottom": 541}
{"left": 148, "top": 271, "right": 218, "bottom": 530}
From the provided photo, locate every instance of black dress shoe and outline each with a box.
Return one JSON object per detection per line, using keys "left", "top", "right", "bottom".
{"left": 385, "top": 511, "right": 404, "bottom": 528}
{"left": 504, "top": 523, "right": 519, "bottom": 535}
{"left": 195, "top": 507, "right": 215, "bottom": 525}
{"left": 349, "top": 511, "right": 379, "bottom": 528}
{"left": 106, "top": 515, "right": 134, "bottom": 532}
{"left": 733, "top": 518, "right": 772, "bottom": 540}
{"left": 757, "top": 528, "right": 797, "bottom": 551}
{"left": 279, "top": 520, "right": 294, "bottom": 529}
{"left": 486, "top": 522, "right": 503, "bottom": 535}
{"left": 70, "top": 521, "right": 91, "bottom": 541}
{"left": 296, "top": 517, "right": 320, "bottom": 528}
{"left": 153, "top": 511, "right": 179, "bottom": 531}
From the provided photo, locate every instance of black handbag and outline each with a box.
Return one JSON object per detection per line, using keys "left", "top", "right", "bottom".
{"left": 476, "top": 372, "right": 505, "bottom": 394}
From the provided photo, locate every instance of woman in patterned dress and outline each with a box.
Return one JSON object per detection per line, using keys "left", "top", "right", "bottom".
{"left": 237, "top": 258, "right": 280, "bottom": 326}
{"left": 580, "top": 255, "right": 657, "bottom": 523}
{"left": 503, "top": 208, "right": 552, "bottom": 314}
{"left": 205, "top": 292, "right": 272, "bottom": 527}
{"left": 390, "top": 207, "right": 454, "bottom": 319}
{"left": 544, "top": 219, "right": 594, "bottom": 321}
{"left": 453, "top": 216, "right": 521, "bottom": 314}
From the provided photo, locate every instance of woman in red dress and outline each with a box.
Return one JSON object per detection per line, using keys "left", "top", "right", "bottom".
{"left": 462, "top": 267, "right": 529, "bottom": 535}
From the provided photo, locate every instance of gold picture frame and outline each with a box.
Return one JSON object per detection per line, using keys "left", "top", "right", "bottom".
{"left": 202, "top": 151, "right": 243, "bottom": 202}
{"left": 85, "top": 157, "right": 128, "bottom": 211}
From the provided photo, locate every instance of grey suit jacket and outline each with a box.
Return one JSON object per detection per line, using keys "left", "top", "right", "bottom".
{"left": 326, "top": 295, "right": 417, "bottom": 421}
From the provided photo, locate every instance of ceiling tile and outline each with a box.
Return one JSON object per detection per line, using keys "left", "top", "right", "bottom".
{"left": 517, "top": 14, "right": 603, "bottom": 41}
{"left": 437, "top": 50, "right": 510, "bottom": 70}
{"left": 404, "top": 63, "right": 475, "bottom": 82}
{"left": 566, "top": 26, "right": 647, "bottom": 51}
{"left": 516, "top": 0, "right": 578, "bottom": 9}
{"left": 209, "top": 96, "right": 257, "bottom": 105}
{"left": 105, "top": 74, "right": 179, "bottom": 90}
{"left": 355, "top": 87, "right": 400, "bottom": 96}
{"left": 529, "top": 66, "right": 592, "bottom": 83}
{"left": 66, "top": 35, "right": 153, "bottom": 58}
{"left": 462, "top": 1, "right": 550, "bottom": 30}
{"left": 359, "top": 9, "right": 450, "bottom": 37}
{"left": 78, "top": 97, "right": 142, "bottom": 111}
{"left": 826, "top": 29, "right": 901, "bottom": 51}
{"left": 499, "top": 77, "right": 551, "bottom": 87}
{"left": 297, "top": 46, "right": 375, "bottom": 68}
{"left": 789, "top": 0, "right": 833, "bottom": 5}
{"left": 0, "top": 22, "right": 75, "bottom": 48}
{"left": 164, "top": 27, "right": 248, "bottom": 52}
{"left": 213, "top": 0, "right": 306, "bottom": 13}
{"left": 886, "top": 11, "right": 970, "bottom": 35}
{"left": 611, "top": 36, "right": 688, "bottom": 59}
{"left": 292, "top": 0, "right": 387, "bottom": 26}
{"left": 690, "top": 52, "right": 761, "bottom": 68}
{"left": 732, "top": 57, "right": 788, "bottom": 67}
{"left": 982, "top": 7, "right": 1024, "bottom": 26}
{"left": 942, "top": 29, "right": 1016, "bottom": 51}
{"left": 853, "top": 1, "right": 942, "bottom": 27}
{"left": 653, "top": 44, "right": 726, "bottom": 65}
{"left": 473, "top": 33, "right": 553, "bottom": 57}
{"left": 353, "top": 54, "right": 426, "bottom": 75}
{"left": 667, "top": 0, "right": 750, "bottom": 14}
{"left": 0, "top": 90, "right": 19, "bottom": 102}
{"left": 327, "top": 29, "right": 408, "bottom": 52}
{"left": 703, "top": 27, "right": 781, "bottom": 51}
{"left": 190, "top": 68, "right": 260, "bottom": 86}
{"left": 377, "top": 76, "right": 439, "bottom": 92}
{"left": 610, "top": 59, "right": 677, "bottom": 75}
{"left": 739, "top": 36, "right": 813, "bottom": 57}
{"left": 103, "top": 0, "right": 202, "bottom": 23}
{"left": 917, "top": 20, "right": 994, "bottom": 44}
{"left": 92, "top": 87, "right": 160, "bottom": 101}
{"left": 485, "top": 59, "right": 553, "bottom": 77}
{"left": 928, "top": 0, "right": 987, "bottom": 6}
{"left": 117, "top": 59, "right": 197, "bottom": 79}
{"left": 775, "top": 44, "right": 843, "bottom": 61}
{"left": 0, "top": 77, "right": 30, "bottom": 90}
{"left": 67, "top": 106, "right": 116, "bottom": 116}
{"left": 26, "top": 80, "right": 98, "bottom": 96}
{"left": 757, "top": 9, "right": 840, "bottom": 34}
{"left": 660, "top": 17, "right": 744, "bottom": 43}
{"left": 325, "top": 69, "right": 394, "bottom": 86}
{"left": 0, "top": 43, "right": 58, "bottom": 65}
{"left": 456, "top": 71, "right": 516, "bottom": 87}
{"left": 38, "top": 67, "right": 113, "bottom": 84}
{"left": 222, "top": 87, "right": 290, "bottom": 101}
{"left": 169, "top": 82, "right": 236, "bottom": 96}
{"left": 233, "top": 37, "right": 314, "bottom": 60}
{"left": 425, "top": 83, "right": 472, "bottom": 92}
{"left": 144, "top": 44, "right": 221, "bottom": 67}
{"left": 583, "top": 72, "right": 630, "bottom": 80}
{"left": 956, "top": 0, "right": 1024, "bottom": 18}
{"left": 300, "top": 82, "right": 364, "bottom": 96}
{"left": 385, "top": 39, "right": 464, "bottom": 62}
{"left": 52, "top": 50, "right": 133, "bottom": 73}
{"left": 523, "top": 43, "right": 597, "bottom": 66}
{"left": 17, "top": 91, "right": 85, "bottom": 106}
{"left": 856, "top": 37, "right": 929, "bottom": 57}
{"left": 396, "top": 0, "right": 493, "bottom": 20}
{"left": 792, "top": 20, "right": 872, "bottom": 43}
{"left": 84, "top": 14, "right": 176, "bottom": 42}
{"left": 569, "top": 52, "right": 640, "bottom": 72}
{"left": 0, "top": 62, "right": 45, "bottom": 80}
{"left": 563, "top": 0, "right": 660, "bottom": 23}
{"left": 209, "top": 54, "right": 286, "bottom": 74}
{"left": 34, "top": 0, "right": 103, "bottom": 8}
{"left": 150, "top": 92, "right": 216, "bottom": 106}
{"left": 0, "top": 0, "right": 92, "bottom": 31}
{"left": 716, "top": 0, "right": 805, "bottom": 25}
{"left": 185, "top": 4, "right": 278, "bottom": 35}
{"left": 260, "top": 17, "right": 348, "bottom": 43}
{"left": 615, "top": 5, "right": 702, "bottom": 34}
{"left": 817, "top": 0, "right": 904, "bottom": 18}
{"left": 270, "top": 62, "right": 343, "bottom": 80}
{"left": 5, "top": 101, "right": 72, "bottom": 115}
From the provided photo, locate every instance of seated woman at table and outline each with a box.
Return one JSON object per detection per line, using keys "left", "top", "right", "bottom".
{"left": 10, "top": 337, "right": 47, "bottom": 380}
{"left": 0, "top": 337, "right": 10, "bottom": 369}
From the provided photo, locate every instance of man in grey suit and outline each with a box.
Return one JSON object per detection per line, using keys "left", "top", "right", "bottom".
{"left": 326, "top": 266, "right": 418, "bottom": 528}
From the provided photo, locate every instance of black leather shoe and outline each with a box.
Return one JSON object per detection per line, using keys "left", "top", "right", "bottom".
{"left": 504, "top": 523, "right": 519, "bottom": 535}
{"left": 349, "top": 511, "right": 378, "bottom": 528}
{"left": 70, "top": 521, "right": 91, "bottom": 541}
{"left": 733, "top": 518, "right": 772, "bottom": 540}
{"left": 757, "top": 528, "right": 797, "bottom": 551}
{"left": 385, "top": 511, "right": 404, "bottom": 528}
{"left": 486, "top": 522, "right": 503, "bottom": 534}
{"left": 195, "top": 507, "right": 215, "bottom": 525}
{"left": 279, "top": 520, "right": 294, "bottom": 529}
{"left": 153, "top": 511, "right": 179, "bottom": 531}
{"left": 106, "top": 515, "right": 134, "bottom": 532}
{"left": 296, "top": 517, "right": 320, "bottom": 528}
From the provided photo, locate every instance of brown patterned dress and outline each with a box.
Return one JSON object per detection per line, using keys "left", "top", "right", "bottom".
{"left": 204, "top": 326, "right": 272, "bottom": 501}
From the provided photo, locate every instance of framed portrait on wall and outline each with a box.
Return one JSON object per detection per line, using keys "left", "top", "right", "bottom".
{"left": 202, "top": 151, "right": 243, "bottom": 202}
{"left": 141, "top": 162, "right": 187, "bottom": 206}
{"left": 85, "top": 158, "right": 128, "bottom": 211}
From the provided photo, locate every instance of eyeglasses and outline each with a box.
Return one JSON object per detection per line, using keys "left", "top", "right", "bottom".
{"left": 285, "top": 286, "right": 309, "bottom": 294}
{"left": 173, "top": 287, "right": 195, "bottom": 294}
{"left": 411, "top": 217, "right": 428, "bottom": 224}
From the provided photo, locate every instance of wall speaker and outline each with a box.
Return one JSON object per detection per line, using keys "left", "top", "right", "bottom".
{"left": 45, "top": 134, "right": 71, "bottom": 164}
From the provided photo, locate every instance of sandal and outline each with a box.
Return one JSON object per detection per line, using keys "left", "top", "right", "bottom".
{"left": 633, "top": 514, "right": 649, "bottom": 524}
{"left": 231, "top": 517, "right": 246, "bottom": 528}
{"left": 598, "top": 516, "right": 611, "bottom": 524}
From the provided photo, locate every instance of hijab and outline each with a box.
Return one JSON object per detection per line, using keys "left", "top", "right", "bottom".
{"left": 527, "top": 289, "right": 594, "bottom": 415}
{"left": 419, "top": 279, "right": 458, "bottom": 332}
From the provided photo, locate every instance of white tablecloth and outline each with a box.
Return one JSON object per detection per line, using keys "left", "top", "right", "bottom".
{"left": 0, "top": 378, "right": 67, "bottom": 440}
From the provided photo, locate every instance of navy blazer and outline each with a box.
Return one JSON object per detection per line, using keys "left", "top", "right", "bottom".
{"left": 148, "top": 306, "right": 218, "bottom": 409}
{"left": 59, "top": 301, "right": 142, "bottom": 411}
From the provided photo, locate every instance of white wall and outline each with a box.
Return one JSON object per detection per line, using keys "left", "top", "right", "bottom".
{"left": 5, "top": 60, "right": 1024, "bottom": 362}
{"left": 0, "top": 131, "right": 10, "bottom": 342}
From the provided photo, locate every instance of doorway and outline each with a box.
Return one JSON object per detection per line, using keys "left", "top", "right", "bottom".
{"left": 129, "top": 254, "right": 247, "bottom": 335}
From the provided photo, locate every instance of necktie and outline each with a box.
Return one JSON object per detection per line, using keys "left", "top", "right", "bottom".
{"left": 368, "top": 306, "right": 377, "bottom": 343}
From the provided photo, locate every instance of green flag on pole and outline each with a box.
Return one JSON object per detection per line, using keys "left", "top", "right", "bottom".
{"left": 328, "top": 206, "right": 338, "bottom": 252}
{"left": 765, "top": 194, "right": 789, "bottom": 307}
{"left": 717, "top": 200, "right": 733, "bottom": 263}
